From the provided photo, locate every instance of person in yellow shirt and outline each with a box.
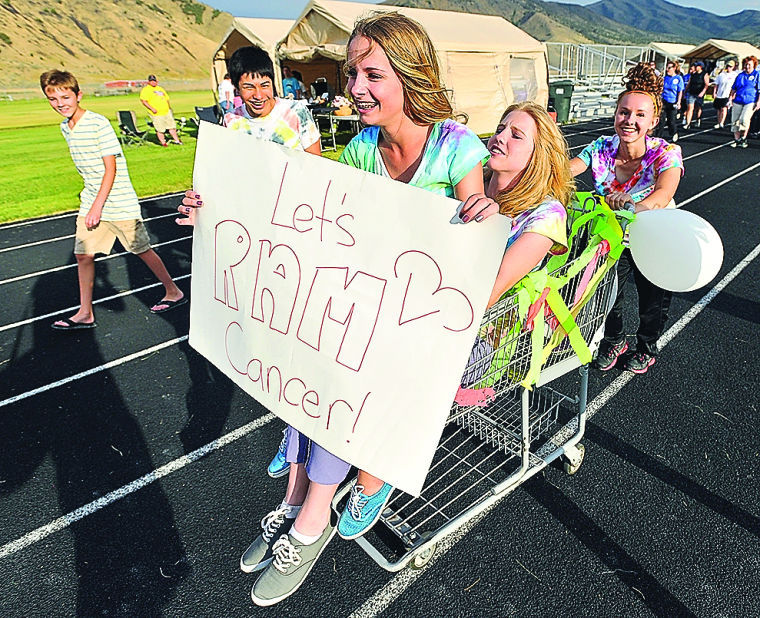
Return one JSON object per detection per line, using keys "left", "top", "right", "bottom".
{"left": 139, "top": 74, "right": 182, "bottom": 147}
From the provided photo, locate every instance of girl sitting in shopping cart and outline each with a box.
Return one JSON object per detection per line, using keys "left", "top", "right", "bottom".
{"left": 459, "top": 101, "right": 575, "bottom": 306}
{"left": 333, "top": 100, "right": 578, "bottom": 545}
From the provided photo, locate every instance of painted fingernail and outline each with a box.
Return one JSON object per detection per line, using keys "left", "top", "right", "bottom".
{"left": 185, "top": 207, "right": 192, "bottom": 214}
{"left": 194, "top": 194, "right": 201, "bottom": 199}
{"left": 461, "top": 214, "right": 470, "bottom": 223}
{"left": 475, "top": 215, "right": 484, "bottom": 222}
{"left": 196, "top": 200, "right": 203, "bottom": 205}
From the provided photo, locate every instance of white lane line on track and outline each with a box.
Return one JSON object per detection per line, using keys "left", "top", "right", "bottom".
{"left": 348, "top": 238, "right": 760, "bottom": 618}
{"left": 0, "top": 192, "right": 184, "bottom": 231}
{"left": 678, "top": 160, "right": 760, "bottom": 208}
{"left": 0, "top": 273, "right": 191, "bottom": 333}
{"left": 683, "top": 141, "right": 730, "bottom": 160}
{"left": 564, "top": 124, "right": 612, "bottom": 137}
{"left": 0, "top": 212, "right": 75, "bottom": 229}
{"left": 0, "top": 235, "right": 192, "bottom": 287}
{"left": 0, "top": 336, "right": 188, "bottom": 409}
{"left": 0, "top": 412, "right": 276, "bottom": 560}
{"left": 0, "top": 212, "right": 179, "bottom": 254}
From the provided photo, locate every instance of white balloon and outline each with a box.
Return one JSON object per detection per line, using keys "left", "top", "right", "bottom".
{"left": 628, "top": 209, "right": 723, "bottom": 292}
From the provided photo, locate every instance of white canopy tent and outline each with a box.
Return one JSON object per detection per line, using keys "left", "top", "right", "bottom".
{"left": 649, "top": 42, "right": 693, "bottom": 66}
{"left": 212, "top": 17, "right": 293, "bottom": 95}
{"left": 277, "top": 0, "right": 548, "bottom": 134}
{"left": 683, "top": 39, "right": 760, "bottom": 64}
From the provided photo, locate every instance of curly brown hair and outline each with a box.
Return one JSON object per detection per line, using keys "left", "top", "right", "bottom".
{"left": 617, "top": 62, "right": 664, "bottom": 117}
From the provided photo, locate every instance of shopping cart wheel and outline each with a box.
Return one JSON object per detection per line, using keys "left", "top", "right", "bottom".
{"left": 409, "top": 542, "right": 437, "bottom": 570}
{"left": 409, "top": 532, "right": 437, "bottom": 570}
{"left": 563, "top": 443, "right": 585, "bottom": 475}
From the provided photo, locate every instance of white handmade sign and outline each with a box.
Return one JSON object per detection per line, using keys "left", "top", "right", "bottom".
{"left": 189, "top": 122, "right": 510, "bottom": 495}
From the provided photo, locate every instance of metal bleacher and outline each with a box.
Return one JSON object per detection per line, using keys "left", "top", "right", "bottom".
{"left": 546, "top": 43, "right": 665, "bottom": 121}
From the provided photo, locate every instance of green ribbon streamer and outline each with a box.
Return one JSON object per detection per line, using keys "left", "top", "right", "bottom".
{"left": 479, "top": 193, "right": 630, "bottom": 391}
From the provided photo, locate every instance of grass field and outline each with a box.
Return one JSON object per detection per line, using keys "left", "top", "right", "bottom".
{"left": 0, "top": 91, "right": 345, "bottom": 224}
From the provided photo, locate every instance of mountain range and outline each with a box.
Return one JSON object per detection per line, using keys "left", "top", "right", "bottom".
{"left": 587, "top": 0, "right": 760, "bottom": 44}
{"left": 386, "top": 0, "right": 760, "bottom": 46}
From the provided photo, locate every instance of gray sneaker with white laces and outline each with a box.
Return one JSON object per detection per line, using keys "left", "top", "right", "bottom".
{"left": 240, "top": 504, "right": 296, "bottom": 573}
{"left": 251, "top": 515, "right": 338, "bottom": 606}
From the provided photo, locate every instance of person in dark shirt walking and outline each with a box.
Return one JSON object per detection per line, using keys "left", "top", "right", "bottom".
{"left": 683, "top": 61, "right": 709, "bottom": 130}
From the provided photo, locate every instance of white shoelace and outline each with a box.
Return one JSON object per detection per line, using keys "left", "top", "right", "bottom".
{"left": 271, "top": 535, "right": 302, "bottom": 573}
{"left": 277, "top": 430, "right": 287, "bottom": 455}
{"left": 260, "top": 505, "right": 289, "bottom": 542}
{"left": 346, "top": 484, "right": 369, "bottom": 521}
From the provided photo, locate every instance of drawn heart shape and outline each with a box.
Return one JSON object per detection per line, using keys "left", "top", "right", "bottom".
{"left": 393, "top": 250, "right": 474, "bottom": 332}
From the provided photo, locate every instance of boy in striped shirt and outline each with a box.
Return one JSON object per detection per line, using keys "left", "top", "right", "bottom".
{"left": 41, "top": 70, "right": 185, "bottom": 330}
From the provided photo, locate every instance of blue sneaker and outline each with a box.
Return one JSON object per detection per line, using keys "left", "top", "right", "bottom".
{"left": 337, "top": 482, "right": 393, "bottom": 540}
{"left": 267, "top": 430, "right": 290, "bottom": 478}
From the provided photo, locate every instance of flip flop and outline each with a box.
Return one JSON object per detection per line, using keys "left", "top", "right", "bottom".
{"left": 51, "top": 317, "right": 97, "bottom": 330}
{"left": 150, "top": 296, "right": 188, "bottom": 314}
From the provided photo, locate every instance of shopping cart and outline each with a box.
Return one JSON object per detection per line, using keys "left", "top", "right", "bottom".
{"left": 334, "top": 193, "right": 627, "bottom": 570}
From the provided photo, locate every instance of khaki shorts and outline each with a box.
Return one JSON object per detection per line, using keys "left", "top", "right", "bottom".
{"left": 152, "top": 111, "right": 176, "bottom": 133}
{"left": 74, "top": 216, "right": 152, "bottom": 255}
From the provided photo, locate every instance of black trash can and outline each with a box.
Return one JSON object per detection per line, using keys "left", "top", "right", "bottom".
{"left": 548, "top": 80, "right": 575, "bottom": 124}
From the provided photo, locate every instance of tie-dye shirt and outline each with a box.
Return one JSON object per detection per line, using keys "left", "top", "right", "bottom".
{"left": 339, "top": 119, "right": 488, "bottom": 198}
{"left": 506, "top": 198, "right": 568, "bottom": 256}
{"left": 578, "top": 135, "right": 683, "bottom": 203}
{"left": 223, "top": 98, "right": 320, "bottom": 151}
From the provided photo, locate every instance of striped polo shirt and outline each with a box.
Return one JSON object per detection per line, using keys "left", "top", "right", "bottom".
{"left": 61, "top": 110, "right": 141, "bottom": 221}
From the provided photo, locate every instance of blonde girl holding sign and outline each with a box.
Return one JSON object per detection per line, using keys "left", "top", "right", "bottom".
{"left": 245, "top": 11, "right": 489, "bottom": 606}
{"left": 249, "top": 17, "right": 578, "bottom": 605}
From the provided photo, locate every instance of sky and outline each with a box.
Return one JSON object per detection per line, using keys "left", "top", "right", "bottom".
{"left": 203, "top": 0, "right": 759, "bottom": 19}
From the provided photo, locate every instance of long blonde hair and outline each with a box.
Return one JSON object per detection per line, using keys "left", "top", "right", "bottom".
{"left": 489, "top": 101, "right": 575, "bottom": 217}
{"left": 344, "top": 11, "right": 454, "bottom": 125}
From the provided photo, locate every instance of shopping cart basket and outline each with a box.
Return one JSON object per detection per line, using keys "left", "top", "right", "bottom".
{"left": 334, "top": 193, "right": 629, "bottom": 570}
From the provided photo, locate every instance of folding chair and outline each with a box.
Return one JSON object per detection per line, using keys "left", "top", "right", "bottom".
{"left": 192, "top": 105, "right": 222, "bottom": 127}
{"left": 117, "top": 110, "right": 148, "bottom": 146}
{"left": 311, "top": 111, "right": 335, "bottom": 151}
